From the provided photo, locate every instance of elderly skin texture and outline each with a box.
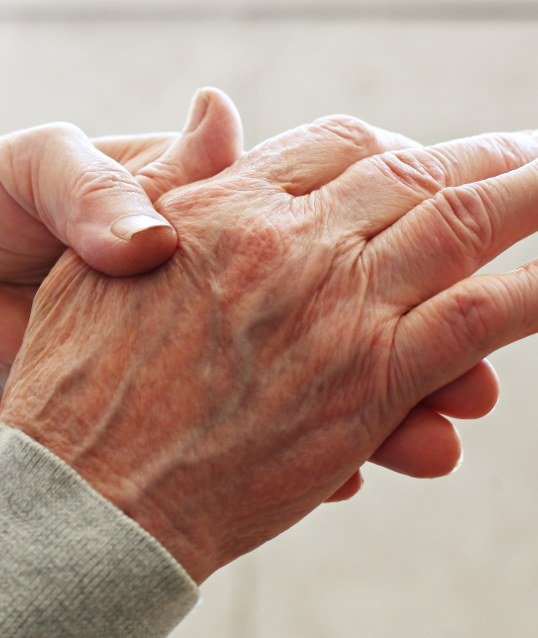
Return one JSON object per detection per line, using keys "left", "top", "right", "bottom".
{"left": 0, "top": 88, "right": 244, "bottom": 391}
{"left": 1, "top": 117, "right": 537, "bottom": 584}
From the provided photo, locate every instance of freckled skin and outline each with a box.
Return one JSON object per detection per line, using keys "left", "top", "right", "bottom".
{"left": 2, "top": 118, "right": 537, "bottom": 584}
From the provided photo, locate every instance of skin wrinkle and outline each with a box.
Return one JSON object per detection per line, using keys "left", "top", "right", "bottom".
{"left": 472, "top": 181, "right": 504, "bottom": 249}
{"left": 365, "top": 180, "right": 535, "bottom": 311}
{"left": 370, "top": 152, "right": 435, "bottom": 197}
{"left": 415, "top": 147, "right": 452, "bottom": 188}
{"left": 315, "top": 116, "right": 373, "bottom": 147}
{"left": 115, "top": 468, "right": 208, "bottom": 579}
{"left": 489, "top": 134, "right": 523, "bottom": 172}
{"left": 30, "top": 266, "right": 168, "bottom": 463}
{"left": 139, "top": 364, "right": 300, "bottom": 567}
{"left": 431, "top": 188, "right": 493, "bottom": 262}
{"left": 393, "top": 303, "right": 466, "bottom": 404}
{"left": 385, "top": 311, "right": 413, "bottom": 410}
{"left": 365, "top": 134, "right": 535, "bottom": 256}
{"left": 447, "top": 285, "right": 496, "bottom": 352}
{"left": 138, "top": 159, "right": 188, "bottom": 202}
{"left": 73, "top": 166, "right": 145, "bottom": 202}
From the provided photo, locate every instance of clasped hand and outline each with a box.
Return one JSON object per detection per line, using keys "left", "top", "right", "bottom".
{"left": 1, "top": 89, "right": 536, "bottom": 583}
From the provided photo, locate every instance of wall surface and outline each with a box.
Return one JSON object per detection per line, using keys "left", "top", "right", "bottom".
{"left": 1, "top": 1, "right": 536, "bottom": 637}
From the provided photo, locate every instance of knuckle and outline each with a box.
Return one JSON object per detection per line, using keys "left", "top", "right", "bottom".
{"left": 370, "top": 148, "right": 448, "bottom": 194}
{"left": 446, "top": 282, "right": 499, "bottom": 350}
{"left": 5, "top": 122, "right": 86, "bottom": 164}
{"left": 431, "top": 184, "right": 494, "bottom": 257}
{"left": 482, "top": 133, "right": 532, "bottom": 170}
{"left": 72, "top": 165, "right": 139, "bottom": 207}
{"left": 313, "top": 115, "right": 375, "bottom": 151}
{"left": 446, "top": 267, "right": 537, "bottom": 350}
{"left": 31, "top": 121, "right": 84, "bottom": 145}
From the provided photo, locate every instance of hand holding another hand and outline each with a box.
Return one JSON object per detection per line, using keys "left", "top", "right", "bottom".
{"left": 0, "top": 89, "right": 243, "bottom": 386}
{"left": 0, "top": 91, "right": 500, "bottom": 494}
{"left": 2, "top": 111, "right": 535, "bottom": 583}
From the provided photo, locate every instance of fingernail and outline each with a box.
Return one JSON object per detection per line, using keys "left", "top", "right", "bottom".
{"left": 183, "top": 89, "right": 209, "bottom": 133}
{"left": 111, "top": 214, "right": 173, "bottom": 240}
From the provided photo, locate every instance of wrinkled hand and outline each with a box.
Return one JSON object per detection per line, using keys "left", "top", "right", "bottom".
{"left": 0, "top": 88, "right": 243, "bottom": 387}
{"left": 2, "top": 117, "right": 535, "bottom": 583}
{"left": 0, "top": 94, "right": 499, "bottom": 492}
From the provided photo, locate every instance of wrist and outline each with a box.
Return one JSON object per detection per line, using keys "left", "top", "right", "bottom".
{"left": 71, "top": 455, "right": 215, "bottom": 585}
{"left": 0, "top": 404, "right": 214, "bottom": 585}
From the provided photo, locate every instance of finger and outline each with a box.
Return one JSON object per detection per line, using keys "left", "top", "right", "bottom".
{"left": 395, "top": 259, "right": 538, "bottom": 406}
{"left": 324, "top": 470, "right": 364, "bottom": 503}
{"left": 424, "top": 359, "right": 499, "bottom": 419}
{"left": 94, "top": 89, "right": 243, "bottom": 206}
{"left": 322, "top": 131, "right": 538, "bottom": 238}
{"left": 369, "top": 405, "right": 462, "bottom": 478}
{"left": 244, "top": 115, "right": 419, "bottom": 197}
{"left": 325, "top": 361, "right": 495, "bottom": 498}
{"left": 325, "top": 402, "right": 464, "bottom": 500}
{"left": 0, "top": 123, "right": 178, "bottom": 277}
{"left": 372, "top": 158, "right": 538, "bottom": 307}
{"left": 138, "top": 87, "right": 244, "bottom": 202}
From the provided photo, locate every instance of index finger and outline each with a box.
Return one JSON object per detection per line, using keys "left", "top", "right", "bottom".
{"left": 320, "top": 131, "right": 538, "bottom": 238}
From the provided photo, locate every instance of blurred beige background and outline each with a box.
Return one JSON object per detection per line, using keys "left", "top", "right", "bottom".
{"left": 1, "top": 1, "right": 536, "bottom": 636}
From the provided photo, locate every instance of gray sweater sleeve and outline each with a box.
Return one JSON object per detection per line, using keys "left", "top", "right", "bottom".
{"left": 0, "top": 423, "right": 199, "bottom": 638}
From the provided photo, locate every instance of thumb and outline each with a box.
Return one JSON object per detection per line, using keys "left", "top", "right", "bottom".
{"left": 136, "top": 87, "right": 244, "bottom": 202}
{"left": 1, "top": 122, "right": 178, "bottom": 277}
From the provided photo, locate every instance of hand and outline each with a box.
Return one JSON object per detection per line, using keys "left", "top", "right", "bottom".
{"left": 0, "top": 88, "right": 243, "bottom": 387}
{"left": 3, "top": 118, "right": 535, "bottom": 583}
{"left": 104, "top": 115, "right": 501, "bottom": 495}
{"left": 0, "top": 98, "right": 499, "bottom": 490}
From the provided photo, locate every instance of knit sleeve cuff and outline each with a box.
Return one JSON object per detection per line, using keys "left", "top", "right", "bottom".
{"left": 0, "top": 423, "right": 199, "bottom": 638}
